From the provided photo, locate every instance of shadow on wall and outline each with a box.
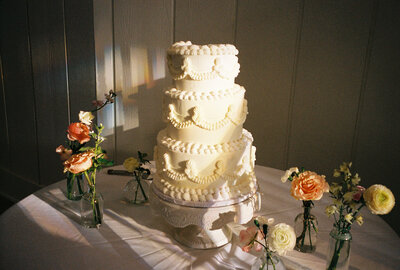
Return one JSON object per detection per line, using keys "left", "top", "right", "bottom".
{"left": 98, "top": 45, "right": 169, "bottom": 164}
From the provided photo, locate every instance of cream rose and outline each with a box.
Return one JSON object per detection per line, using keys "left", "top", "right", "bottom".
{"left": 267, "top": 223, "right": 296, "bottom": 255}
{"left": 63, "top": 152, "right": 95, "bottom": 174}
{"left": 79, "top": 111, "right": 94, "bottom": 126}
{"left": 281, "top": 167, "right": 299, "bottom": 183}
{"left": 123, "top": 157, "right": 140, "bottom": 173}
{"left": 290, "top": 171, "right": 329, "bottom": 200}
{"left": 363, "top": 184, "right": 395, "bottom": 215}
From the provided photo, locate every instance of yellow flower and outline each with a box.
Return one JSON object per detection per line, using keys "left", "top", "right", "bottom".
{"left": 333, "top": 199, "right": 343, "bottom": 207}
{"left": 345, "top": 213, "right": 353, "bottom": 224}
{"left": 356, "top": 215, "right": 364, "bottom": 226}
{"left": 123, "top": 157, "right": 140, "bottom": 173}
{"left": 330, "top": 183, "right": 342, "bottom": 195}
{"left": 339, "top": 162, "right": 352, "bottom": 173}
{"left": 333, "top": 169, "right": 341, "bottom": 177}
{"left": 79, "top": 111, "right": 95, "bottom": 126}
{"left": 281, "top": 167, "right": 299, "bottom": 183}
{"left": 325, "top": 205, "right": 338, "bottom": 217}
{"left": 363, "top": 184, "right": 395, "bottom": 215}
{"left": 351, "top": 173, "right": 361, "bottom": 185}
{"left": 343, "top": 192, "right": 355, "bottom": 203}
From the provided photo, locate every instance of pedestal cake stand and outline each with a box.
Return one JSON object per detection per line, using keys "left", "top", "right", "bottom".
{"left": 150, "top": 183, "right": 261, "bottom": 249}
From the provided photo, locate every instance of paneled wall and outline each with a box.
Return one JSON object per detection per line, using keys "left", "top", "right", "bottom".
{"left": 1, "top": 0, "right": 399, "bottom": 233}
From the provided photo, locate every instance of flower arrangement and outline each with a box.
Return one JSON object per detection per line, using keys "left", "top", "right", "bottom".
{"left": 325, "top": 162, "right": 395, "bottom": 270}
{"left": 123, "top": 151, "right": 152, "bottom": 204}
{"left": 56, "top": 90, "right": 116, "bottom": 227}
{"left": 239, "top": 217, "right": 296, "bottom": 270}
{"left": 281, "top": 167, "right": 329, "bottom": 252}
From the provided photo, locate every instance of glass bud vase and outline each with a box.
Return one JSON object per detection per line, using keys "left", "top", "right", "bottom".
{"left": 251, "top": 254, "right": 286, "bottom": 270}
{"left": 80, "top": 192, "right": 104, "bottom": 228}
{"left": 326, "top": 227, "right": 352, "bottom": 270}
{"left": 294, "top": 201, "right": 318, "bottom": 253}
{"left": 66, "top": 172, "right": 87, "bottom": 200}
{"left": 123, "top": 174, "right": 148, "bottom": 204}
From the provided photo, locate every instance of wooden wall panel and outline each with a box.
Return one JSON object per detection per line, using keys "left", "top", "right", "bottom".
{"left": 287, "top": 0, "right": 374, "bottom": 175}
{"left": 64, "top": 0, "right": 97, "bottom": 120}
{"left": 28, "top": 0, "right": 69, "bottom": 185}
{"left": 175, "top": 0, "right": 236, "bottom": 44}
{"left": 236, "top": 0, "right": 302, "bottom": 169}
{"left": 0, "top": 0, "right": 40, "bottom": 184}
{"left": 113, "top": 0, "right": 173, "bottom": 163}
{"left": 353, "top": 0, "right": 400, "bottom": 233}
{"left": 93, "top": 0, "right": 115, "bottom": 159}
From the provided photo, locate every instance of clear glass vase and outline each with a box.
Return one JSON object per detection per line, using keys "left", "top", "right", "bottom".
{"left": 251, "top": 253, "right": 286, "bottom": 270}
{"left": 80, "top": 192, "right": 104, "bottom": 228}
{"left": 294, "top": 201, "right": 318, "bottom": 253}
{"left": 66, "top": 172, "right": 87, "bottom": 200}
{"left": 326, "top": 227, "right": 352, "bottom": 270}
{"left": 123, "top": 174, "right": 149, "bottom": 204}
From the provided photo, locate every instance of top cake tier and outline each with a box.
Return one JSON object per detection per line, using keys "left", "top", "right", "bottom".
{"left": 167, "top": 41, "right": 240, "bottom": 91}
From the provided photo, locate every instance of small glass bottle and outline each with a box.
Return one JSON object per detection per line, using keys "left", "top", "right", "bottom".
{"left": 326, "top": 226, "right": 352, "bottom": 270}
{"left": 294, "top": 201, "right": 318, "bottom": 253}
{"left": 80, "top": 191, "right": 104, "bottom": 228}
{"left": 251, "top": 253, "right": 286, "bottom": 270}
{"left": 66, "top": 172, "right": 87, "bottom": 201}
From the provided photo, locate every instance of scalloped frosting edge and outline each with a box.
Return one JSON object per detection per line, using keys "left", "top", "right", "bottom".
{"left": 168, "top": 57, "right": 240, "bottom": 81}
{"left": 167, "top": 100, "right": 248, "bottom": 130}
{"left": 167, "top": 41, "right": 238, "bottom": 56}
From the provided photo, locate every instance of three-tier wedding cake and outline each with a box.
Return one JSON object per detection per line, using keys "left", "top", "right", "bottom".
{"left": 153, "top": 41, "right": 257, "bottom": 207}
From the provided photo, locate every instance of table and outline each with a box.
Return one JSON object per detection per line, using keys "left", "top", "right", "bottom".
{"left": 1, "top": 165, "right": 399, "bottom": 270}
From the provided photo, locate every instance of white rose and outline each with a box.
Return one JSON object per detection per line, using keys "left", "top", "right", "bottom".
{"left": 281, "top": 167, "right": 299, "bottom": 183}
{"left": 79, "top": 111, "right": 94, "bottom": 126}
{"left": 267, "top": 223, "right": 296, "bottom": 255}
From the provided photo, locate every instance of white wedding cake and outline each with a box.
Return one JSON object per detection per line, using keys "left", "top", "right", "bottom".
{"left": 153, "top": 41, "right": 257, "bottom": 207}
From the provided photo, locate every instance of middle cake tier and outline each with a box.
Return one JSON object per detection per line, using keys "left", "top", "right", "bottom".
{"left": 163, "top": 84, "right": 247, "bottom": 145}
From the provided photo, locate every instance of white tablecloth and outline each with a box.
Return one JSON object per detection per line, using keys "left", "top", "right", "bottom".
{"left": 1, "top": 165, "right": 399, "bottom": 270}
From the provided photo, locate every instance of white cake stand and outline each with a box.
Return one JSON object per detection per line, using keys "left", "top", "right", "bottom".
{"left": 150, "top": 183, "right": 261, "bottom": 249}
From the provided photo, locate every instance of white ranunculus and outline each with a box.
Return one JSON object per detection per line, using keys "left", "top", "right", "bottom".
{"left": 280, "top": 167, "right": 299, "bottom": 183}
{"left": 79, "top": 111, "right": 94, "bottom": 126}
{"left": 267, "top": 223, "right": 296, "bottom": 255}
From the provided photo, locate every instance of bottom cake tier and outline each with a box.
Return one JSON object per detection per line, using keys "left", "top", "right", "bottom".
{"left": 153, "top": 128, "right": 258, "bottom": 207}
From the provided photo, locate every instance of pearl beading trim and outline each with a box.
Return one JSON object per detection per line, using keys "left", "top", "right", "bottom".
{"left": 164, "top": 85, "right": 245, "bottom": 101}
{"left": 158, "top": 129, "right": 253, "bottom": 155}
{"left": 167, "top": 41, "right": 238, "bottom": 56}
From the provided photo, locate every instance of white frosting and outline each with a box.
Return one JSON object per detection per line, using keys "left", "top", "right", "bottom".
{"left": 163, "top": 84, "right": 247, "bottom": 144}
{"left": 167, "top": 42, "right": 240, "bottom": 91}
{"left": 154, "top": 41, "right": 257, "bottom": 204}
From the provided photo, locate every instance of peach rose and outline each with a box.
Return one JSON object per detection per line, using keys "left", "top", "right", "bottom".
{"left": 290, "top": 171, "right": 329, "bottom": 201}
{"left": 55, "top": 145, "right": 72, "bottom": 161}
{"left": 63, "top": 152, "right": 95, "bottom": 174}
{"left": 67, "top": 122, "right": 91, "bottom": 144}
